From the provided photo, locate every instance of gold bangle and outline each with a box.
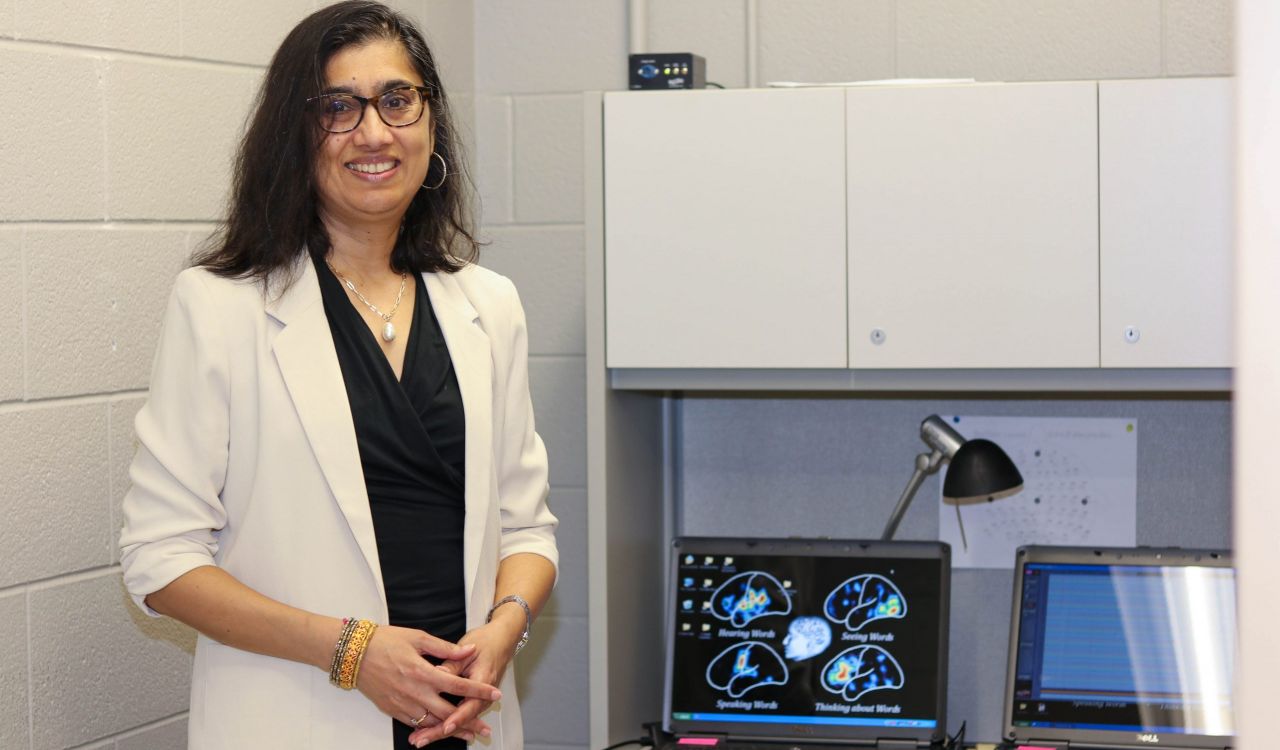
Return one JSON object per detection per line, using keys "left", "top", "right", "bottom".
{"left": 336, "top": 621, "right": 365, "bottom": 689}
{"left": 336, "top": 619, "right": 377, "bottom": 690}
{"left": 349, "top": 622, "right": 377, "bottom": 688}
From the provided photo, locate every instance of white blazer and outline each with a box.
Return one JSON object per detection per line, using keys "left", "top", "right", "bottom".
{"left": 119, "top": 258, "right": 558, "bottom": 750}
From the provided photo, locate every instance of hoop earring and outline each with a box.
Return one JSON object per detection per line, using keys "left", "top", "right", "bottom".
{"left": 422, "top": 152, "right": 448, "bottom": 190}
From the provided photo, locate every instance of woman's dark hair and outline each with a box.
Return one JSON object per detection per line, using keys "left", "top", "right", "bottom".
{"left": 194, "top": 0, "right": 478, "bottom": 283}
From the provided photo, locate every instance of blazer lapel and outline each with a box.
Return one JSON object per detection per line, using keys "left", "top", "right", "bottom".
{"left": 424, "top": 271, "right": 492, "bottom": 615}
{"left": 267, "top": 259, "right": 387, "bottom": 614}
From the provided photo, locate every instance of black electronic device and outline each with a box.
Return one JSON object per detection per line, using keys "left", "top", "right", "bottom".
{"left": 663, "top": 537, "right": 951, "bottom": 749}
{"left": 1001, "top": 545, "right": 1235, "bottom": 750}
{"left": 630, "top": 53, "right": 706, "bottom": 90}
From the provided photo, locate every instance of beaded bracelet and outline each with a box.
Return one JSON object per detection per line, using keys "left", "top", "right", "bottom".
{"left": 330, "top": 618, "right": 378, "bottom": 690}
{"left": 328, "top": 617, "right": 359, "bottom": 686}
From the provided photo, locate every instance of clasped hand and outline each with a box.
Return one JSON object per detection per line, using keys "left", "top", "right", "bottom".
{"left": 354, "top": 624, "right": 505, "bottom": 745}
{"left": 407, "top": 617, "right": 523, "bottom": 747}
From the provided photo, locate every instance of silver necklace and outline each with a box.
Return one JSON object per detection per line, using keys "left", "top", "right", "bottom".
{"left": 326, "top": 259, "right": 407, "bottom": 342}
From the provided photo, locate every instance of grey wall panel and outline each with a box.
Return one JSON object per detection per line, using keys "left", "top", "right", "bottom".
{"left": 948, "top": 568, "right": 1016, "bottom": 743}
{"left": 517, "top": 616, "right": 590, "bottom": 746}
{"left": 1132, "top": 401, "right": 1233, "bottom": 546}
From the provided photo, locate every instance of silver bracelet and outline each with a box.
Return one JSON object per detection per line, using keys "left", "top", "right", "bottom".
{"left": 486, "top": 594, "right": 531, "bottom": 654}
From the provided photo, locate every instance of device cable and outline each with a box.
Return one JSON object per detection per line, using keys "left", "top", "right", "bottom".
{"left": 598, "top": 721, "right": 664, "bottom": 750}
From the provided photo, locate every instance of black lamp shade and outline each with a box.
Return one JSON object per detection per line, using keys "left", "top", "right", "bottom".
{"left": 942, "top": 438, "right": 1025, "bottom": 504}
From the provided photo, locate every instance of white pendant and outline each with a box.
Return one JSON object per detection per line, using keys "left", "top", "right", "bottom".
{"left": 381, "top": 322, "right": 396, "bottom": 342}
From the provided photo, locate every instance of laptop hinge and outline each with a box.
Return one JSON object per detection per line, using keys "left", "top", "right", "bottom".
{"left": 873, "top": 739, "right": 920, "bottom": 750}
{"left": 1021, "top": 740, "right": 1069, "bottom": 749}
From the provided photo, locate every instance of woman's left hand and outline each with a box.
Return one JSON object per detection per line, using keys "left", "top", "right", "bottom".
{"left": 407, "top": 614, "right": 523, "bottom": 747}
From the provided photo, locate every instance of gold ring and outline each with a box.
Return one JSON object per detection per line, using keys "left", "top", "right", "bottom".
{"left": 410, "top": 711, "right": 429, "bottom": 728}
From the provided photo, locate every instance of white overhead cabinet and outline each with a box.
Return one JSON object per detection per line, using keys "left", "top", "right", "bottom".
{"left": 1099, "top": 78, "right": 1234, "bottom": 368}
{"left": 846, "top": 82, "right": 1100, "bottom": 368}
{"left": 603, "top": 88, "right": 848, "bottom": 369}
{"left": 600, "top": 78, "right": 1231, "bottom": 379}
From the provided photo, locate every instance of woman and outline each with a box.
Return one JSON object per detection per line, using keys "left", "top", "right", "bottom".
{"left": 118, "top": 3, "right": 557, "bottom": 749}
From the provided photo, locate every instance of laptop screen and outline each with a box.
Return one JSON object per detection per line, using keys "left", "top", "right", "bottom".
{"left": 665, "top": 538, "right": 950, "bottom": 746}
{"left": 1004, "top": 546, "right": 1235, "bottom": 748}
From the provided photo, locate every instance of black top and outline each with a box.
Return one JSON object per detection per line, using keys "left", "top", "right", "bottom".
{"left": 315, "top": 257, "right": 468, "bottom": 748}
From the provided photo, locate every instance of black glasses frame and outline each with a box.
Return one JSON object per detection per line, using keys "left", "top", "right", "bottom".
{"left": 307, "top": 85, "right": 432, "bottom": 134}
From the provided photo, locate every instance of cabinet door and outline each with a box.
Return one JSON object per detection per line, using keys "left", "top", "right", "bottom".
{"left": 846, "top": 83, "right": 1100, "bottom": 369}
{"left": 603, "top": 89, "right": 847, "bottom": 369}
{"left": 1099, "top": 78, "right": 1233, "bottom": 368}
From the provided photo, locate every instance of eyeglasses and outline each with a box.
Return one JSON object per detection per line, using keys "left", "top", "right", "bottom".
{"left": 307, "top": 85, "right": 431, "bottom": 133}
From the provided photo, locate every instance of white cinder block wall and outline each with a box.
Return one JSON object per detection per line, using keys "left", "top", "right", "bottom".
{"left": 0, "top": 1, "right": 1235, "bottom": 749}
{"left": 0, "top": 2, "right": 472, "bottom": 748}
{"left": 473, "top": 2, "right": 1233, "bottom": 749}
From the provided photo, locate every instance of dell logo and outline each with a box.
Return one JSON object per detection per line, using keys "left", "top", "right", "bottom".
{"left": 1138, "top": 733, "right": 1160, "bottom": 743}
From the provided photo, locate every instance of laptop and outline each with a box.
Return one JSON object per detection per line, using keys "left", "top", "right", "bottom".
{"left": 1001, "top": 546, "right": 1235, "bottom": 750}
{"left": 664, "top": 537, "right": 951, "bottom": 749}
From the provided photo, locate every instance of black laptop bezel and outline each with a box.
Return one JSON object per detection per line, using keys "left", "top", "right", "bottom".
{"left": 664, "top": 537, "right": 951, "bottom": 747}
{"left": 1001, "top": 545, "right": 1235, "bottom": 750}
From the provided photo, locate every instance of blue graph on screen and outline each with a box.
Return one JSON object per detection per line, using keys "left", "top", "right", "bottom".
{"left": 1037, "top": 568, "right": 1235, "bottom": 701}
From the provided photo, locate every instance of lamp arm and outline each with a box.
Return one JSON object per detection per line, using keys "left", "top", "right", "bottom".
{"left": 880, "top": 449, "right": 947, "bottom": 541}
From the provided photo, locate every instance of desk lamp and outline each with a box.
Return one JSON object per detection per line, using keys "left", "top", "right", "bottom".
{"left": 880, "top": 415, "right": 1025, "bottom": 541}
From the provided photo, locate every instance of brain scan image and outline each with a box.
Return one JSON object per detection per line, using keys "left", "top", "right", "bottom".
{"left": 711, "top": 572, "right": 792, "bottom": 627}
{"left": 821, "top": 645, "right": 905, "bottom": 702}
{"left": 824, "top": 574, "right": 907, "bottom": 632}
{"left": 705, "top": 641, "right": 790, "bottom": 698}
{"left": 783, "top": 616, "right": 832, "bottom": 661}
